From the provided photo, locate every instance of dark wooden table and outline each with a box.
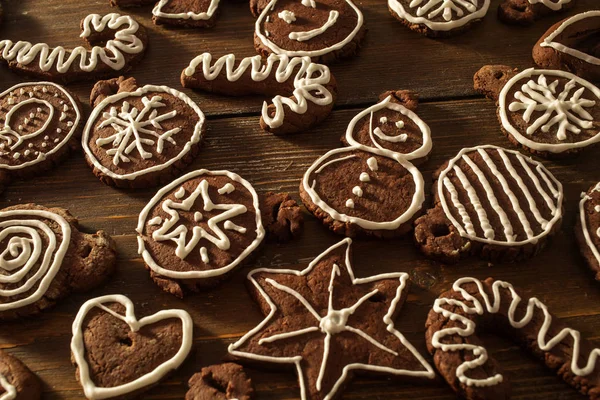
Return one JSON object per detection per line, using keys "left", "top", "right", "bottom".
{"left": 1, "top": 0, "right": 599, "bottom": 398}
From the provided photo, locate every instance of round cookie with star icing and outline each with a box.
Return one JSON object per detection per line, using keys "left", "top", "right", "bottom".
{"left": 252, "top": 0, "right": 366, "bottom": 63}
{"left": 576, "top": 181, "right": 600, "bottom": 281}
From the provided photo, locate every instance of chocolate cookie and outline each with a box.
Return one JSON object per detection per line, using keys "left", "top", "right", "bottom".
{"left": 229, "top": 238, "right": 435, "bottom": 400}
{"left": 426, "top": 277, "right": 600, "bottom": 399}
{"left": 82, "top": 77, "right": 205, "bottom": 188}
{"left": 474, "top": 65, "right": 600, "bottom": 157}
{"left": 414, "top": 145, "right": 563, "bottom": 263}
{"left": 0, "top": 82, "right": 82, "bottom": 189}
{"left": 181, "top": 53, "right": 336, "bottom": 135}
{"left": 0, "top": 350, "right": 41, "bottom": 400}
{"left": 186, "top": 363, "right": 254, "bottom": 400}
{"left": 0, "top": 204, "right": 116, "bottom": 320}
{"left": 388, "top": 0, "right": 490, "bottom": 37}
{"left": 251, "top": 0, "right": 366, "bottom": 63}
{"left": 111, "top": 0, "right": 221, "bottom": 28}
{"left": 260, "top": 191, "right": 303, "bottom": 242}
{"left": 498, "top": 0, "right": 574, "bottom": 26}
{"left": 577, "top": 182, "right": 600, "bottom": 280}
{"left": 0, "top": 14, "right": 147, "bottom": 83}
{"left": 533, "top": 11, "right": 600, "bottom": 82}
{"left": 71, "top": 295, "right": 193, "bottom": 400}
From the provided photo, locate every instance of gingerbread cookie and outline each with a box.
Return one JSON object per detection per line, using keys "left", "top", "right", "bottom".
{"left": 71, "top": 294, "right": 193, "bottom": 399}
{"left": 498, "top": 0, "right": 575, "bottom": 26}
{"left": 111, "top": 0, "right": 221, "bottom": 28}
{"left": 388, "top": 0, "right": 490, "bottom": 37}
{"left": 229, "top": 238, "right": 435, "bottom": 400}
{"left": 474, "top": 65, "right": 600, "bottom": 157}
{"left": 0, "top": 204, "right": 116, "bottom": 320}
{"left": 186, "top": 363, "right": 254, "bottom": 400}
{"left": 82, "top": 77, "right": 205, "bottom": 188}
{"left": 577, "top": 182, "right": 600, "bottom": 280}
{"left": 251, "top": 0, "right": 366, "bottom": 63}
{"left": 533, "top": 11, "right": 600, "bottom": 82}
{"left": 414, "top": 145, "right": 563, "bottom": 263}
{"left": 426, "top": 277, "right": 600, "bottom": 399}
{"left": 0, "top": 350, "right": 41, "bottom": 400}
{"left": 0, "top": 14, "right": 147, "bottom": 83}
{"left": 0, "top": 82, "right": 82, "bottom": 189}
{"left": 182, "top": 53, "right": 336, "bottom": 135}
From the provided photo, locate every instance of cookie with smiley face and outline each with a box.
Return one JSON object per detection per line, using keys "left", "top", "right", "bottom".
{"left": 252, "top": 0, "right": 366, "bottom": 63}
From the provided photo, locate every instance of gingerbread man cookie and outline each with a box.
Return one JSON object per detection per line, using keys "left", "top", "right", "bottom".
{"left": 0, "top": 350, "right": 41, "bottom": 400}
{"left": 111, "top": 0, "right": 221, "bottom": 28}
{"left": 577, "top": 181, "right": 600, "bottom": 280}
{"left": 498, "top": 0, "right": 575, "bottom": 26}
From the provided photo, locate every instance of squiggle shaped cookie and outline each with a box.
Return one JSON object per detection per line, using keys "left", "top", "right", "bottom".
{"left": 0, "top": 13, "right": 147, "bottom": 83}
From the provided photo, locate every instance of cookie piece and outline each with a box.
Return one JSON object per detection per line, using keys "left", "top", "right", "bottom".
{"left": 252, "top": 0, "right": 365, "bottom": 63}
{"left": 71, "top": 295, "right": 193, "bottom": 400}
{"left": 82, "top": 77, "right": 205, "bottom": 188}
{"left": 498, "top": 0, "right": 574, "bottom": 26}
{"left": 181, "top": 53, "right": 336, "bottom": 135}
{"left": 111, "top": 0, "right": 220, "bottom": 28}
{"left": 0, "top": 204, "right": 116, "bottom": 320}
{"left": 533, "top": 11, "right": 600, "bottom": 82}
{"left": 229, "top": 238, "right": 435, "bottom": 400}
{"left": 0, "top": 14, "right": 147, "bottom": 83}
{"left": 426, "top": 277, "right": 600, "bottom": 399}
{"left": 186, "top": 363, "right": 254, "bottom": 400}
{"left": 260, "top": 191, "right": 303, "bottom": 242}
{"left": 342, "top": 90, "right": 432, "bottom": 164}
{"left": 0, "top": 82, "right": 82, "bottom": 189}
{"left": 577, "top": 182, "right": 600, "bottom": 280}
{"left": 414, "top": 145, "right": 563, "bottom": 263}
{"left": 388, "top": 0, "right": 490, "bottom": 37}
{"left": 0, "top": 350, "right": 41, "bottom": 400}
{"left": 474, "top": 65, "right": 600, "bottom": 157}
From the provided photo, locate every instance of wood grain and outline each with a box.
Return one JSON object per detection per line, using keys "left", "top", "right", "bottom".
{"left": 0, "top": 0, "right": 599, "bottom": 399}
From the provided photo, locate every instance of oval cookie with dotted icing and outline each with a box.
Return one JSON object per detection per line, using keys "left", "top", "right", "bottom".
{"left": 82, "top": 77, "right": 205, "bottom": 188}
{"left": 577, "top": 182, "right": 600, "bottom": 280}
{"left": 136, "top": 169, "right": 265, "bottom": 297}
{"left": 300, "top": 147, "right": 425, "bottom": 238}
{"left": 414, "top": 145, "right": 563, "bottom": 263}
{"left": 0, "top": 82, "right": 82, "bottom": 188}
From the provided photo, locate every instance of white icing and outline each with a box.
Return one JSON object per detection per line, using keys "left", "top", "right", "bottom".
{"left": 580, "top": 182, "right": 600, "bottom": 268}
{"left": 302, "top": 0, "right": 317, "bottom": 7}
{"left": 289, "top": 10, "right": 339, "bottom": 42}
{"left": 278, "top": 10, "right": 297, "bottom": 23}
{"left": 345, "top": 199, "right": 355, "bottom": 208}
{"left": 352, "top": 186, "right": 363, "bottom": 197}
{"left": 229, "top": 239, "right": 435, "bottom": 400}
{"left": 388, "top": 0, "right": 490, "bottom": 31}
{"left": 200, "top": 246, "right": 210, "bottom": 263}
{"left": 0, "top": 373, "right": 16, "bottom": 400}
{"left": 71, "top": 295, "right": 193, "bottom": 399}
{"left": 359, "top": 172, "right": 370, "bottom": 182}
{"left": 528, "top": 0, "right": 572, "bottom": 11}
{"left": 217, "top": 183, "right": 235, "bottom": 194}
{"left": 380, "top": 116, "right": 388, "bottom": 124}
{"left": 540, "top": 11, "right": 600, "bottom": 66}
{"left": 366, "top": 157, "right": 378, "bottom": 171}
{"left": 153, "top": 0, "right": 220, "bottom": 20}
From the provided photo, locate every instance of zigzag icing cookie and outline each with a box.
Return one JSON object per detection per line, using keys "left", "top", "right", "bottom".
{"left": 181, "top": 53, "right": 336, "bottom": 134}
{"left": 110, "top": 0, "right": 221, "bottom": 28}
{"left": 498, "top": 0, "right": 575, "bottom": 26}
{"left": 577, "top": 182, "right": 600, "bottom": 280}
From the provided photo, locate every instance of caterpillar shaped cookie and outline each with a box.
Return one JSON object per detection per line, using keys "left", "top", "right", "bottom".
{"left": 0, "top": 13, "right": 147, "bottom": 83}
{"left": 181, "top": 53, "right": 336, "bottom": 135}
{"left": 426, "top": 277, "right": 600, "bottom": 399}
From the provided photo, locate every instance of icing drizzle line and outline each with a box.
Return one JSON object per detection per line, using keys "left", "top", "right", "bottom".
{"left": 580, "top": 182, "right": 600, "bottom": 267}
{"left": 153, "top": 0, "right": 220, "bottom": 20}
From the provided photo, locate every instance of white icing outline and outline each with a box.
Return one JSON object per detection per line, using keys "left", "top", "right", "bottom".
{"left": 388, "top": 0, "right": 490, "bottom": 32}
{"left": 0, "top": 82, "right": 81, "bottom": 170}
{"left": 71, "top": 294, "right": 193, "bottom": 400}
{"left": 229, "top": 238, "right": 435, "bottom": 400}
{"left": 498, "top": 68, "right": 600, "bottom": 153}
{"left": 540, "top": 11, "right": 600, "bottom": 66}
{"left": 0, "top": 373, "right": 16, "bottom": 400}
{"left": 528, "top": 0, "right": 572, "bottom": 11}
{"left": 82, "top": 85, "right": 205, "bottom": 181}
{"left": 580, "top": 182, "right": 600, "bottom": 268}
{"left": 136, "top": 169, "right": 265, "bottom": 279}
{"left": 289, "top": 10, "right": 339, "bottom": 42}
{"left": 255, "top": 0, "right": 363, "bottom": 58}
{"left": 153, "top": 0, "right": 220, "bottom": 20}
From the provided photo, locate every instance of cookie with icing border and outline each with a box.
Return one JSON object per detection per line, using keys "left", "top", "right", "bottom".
{"left": 474, "top": 65, "right": 600, "bottom": 158}
{"left": 0, "top": 350, "right": 41, "bottom": 400}
{"left": 533, "top": 11, "right": 600, "bottom": 82}
{"left": 388, "top": 0, "right": 490, "bottom": 37}
{"left": 186, "top": 363, "right": 254, "bottom": 400}
{"left": 498, "top": 0, "right": 575, "bottom": 26}
{"left": 251, "top": 0, "right": 366, "bottom": 64}
{"left": 0, "top": 82, "right": 83, "bottom": 189}
{"left": 0, "top": 13, "right": 147, "bottom": 83}
{"left": 0, "top": 204, "right": 116, "bottom": 320}
{"left": 414, "top": 145, "right": 563, "bottom": 263}
{"left": 110, "top": 0, "right": 221, "bottom": 28}
{"left": 576, "top": 181, "right": 600, "bottom": 280}
{"left": 71, "top": 294, "right": 193, "bottom": 400}
{"left": 83, "top": 76, "right": 206, "bottom": 188}
{"left": 426, "top": 277, "right": 600, "bottom": 399}
{"left": 229, "top": 238, "right": 435, "bottom": 400}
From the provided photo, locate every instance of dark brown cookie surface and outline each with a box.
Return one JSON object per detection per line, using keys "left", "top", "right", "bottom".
{"left": 260, "top": 192, "right": 303, "bottom": 242}
{"left": 228, "top": 238, "right": 435, "bottom": 400}
{"left": 82, "top": 77, "right": 205, "bottom": 188}
{"left": 0, "top": 350, "right": 41, "bottom": 400}
{"left": 0, "top": 204, "right": 116, "bottom": 320}
{"left": 577, "top": 182, "right": 600, "bottom": 280}
{"left": 186, "top": 363, "right": 254, "bottom": 400}
{"left": 498, "top": 0, "right": 575, "bottom": 26}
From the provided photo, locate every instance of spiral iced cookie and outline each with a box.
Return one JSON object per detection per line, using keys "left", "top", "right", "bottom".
{"left": 577, "top": 182, "right": 600, "bottom": 280}
{"left": 0, "top": 350, "right": 41, "bottom": 400}
{"left": 498, "top": 0, "right": 575, "bottom": 26}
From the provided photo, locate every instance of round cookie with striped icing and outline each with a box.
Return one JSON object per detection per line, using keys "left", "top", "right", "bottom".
{"left": 414, "top": 145, "right": 563, "bottom": 263}
{"left": 576, "top": 181, "right": 600, "bottom": 280}
{"left": 0, "top": 350, "right": 41, "bottom": 400}
{"left": 498, "top": 0, "right": 575, "bottom": 26}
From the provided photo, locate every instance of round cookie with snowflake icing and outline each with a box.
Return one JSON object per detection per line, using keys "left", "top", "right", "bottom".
{"left": 83, "top": 77, "right": 205, "bottom": 188}
{"left": 576, "top": 182, "right": 600, "bottom": 280}
{"left": 0, "top": 82, "right": 82, "bottom": 188}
